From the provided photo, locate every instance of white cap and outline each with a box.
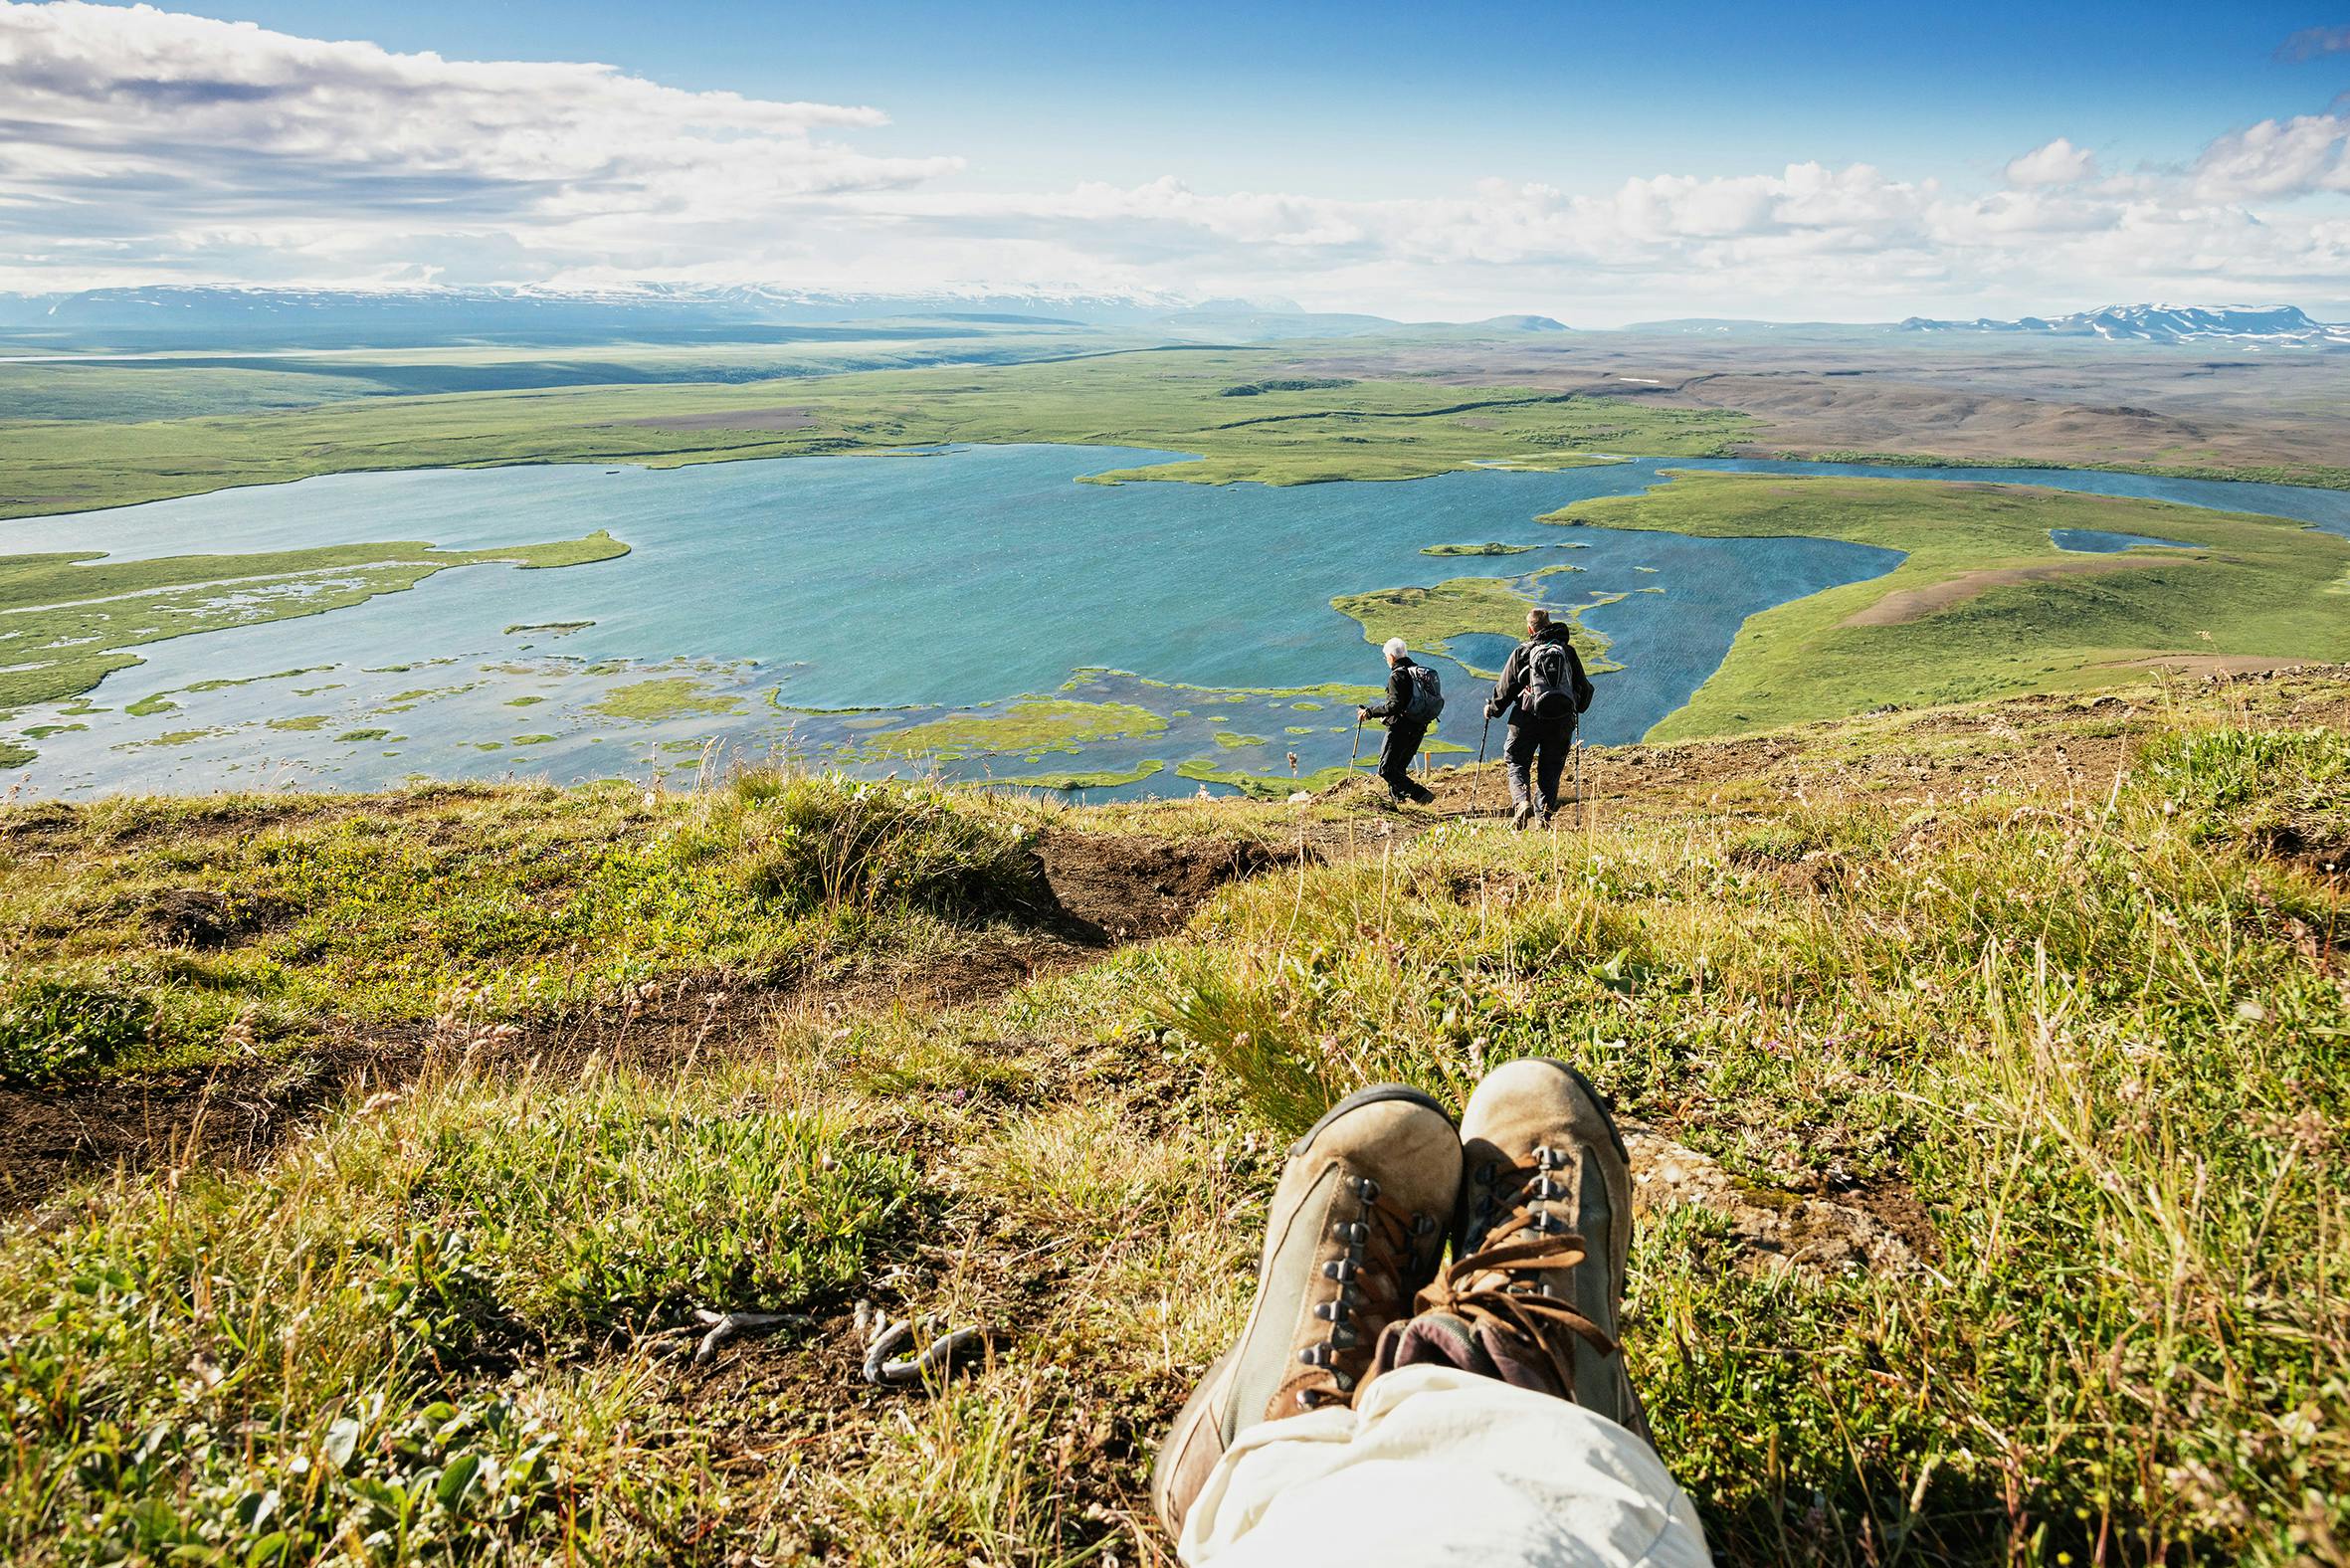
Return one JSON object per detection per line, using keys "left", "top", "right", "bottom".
{"left": 1382, "top": 637, "right": 1409, "bottom": 661}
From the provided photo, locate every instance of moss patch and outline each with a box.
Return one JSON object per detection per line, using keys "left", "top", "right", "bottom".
{"left": 587, "top": 678, "right": 742, "bottom": 723}
{"left": 861, "top": 699, "right": 1166, "bottom": 761}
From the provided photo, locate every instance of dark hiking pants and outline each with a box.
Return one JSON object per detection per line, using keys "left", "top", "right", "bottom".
{"left": 1505, "top": 712, "right": 1574, "bottom": 814}
{"left": 1378, "top": 718, "right": 1435, "bottom": 803}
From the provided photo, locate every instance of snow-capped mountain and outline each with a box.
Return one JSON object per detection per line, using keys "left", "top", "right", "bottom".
{"left": 1896, "top": 303, "right": 2350, "bottom": 346}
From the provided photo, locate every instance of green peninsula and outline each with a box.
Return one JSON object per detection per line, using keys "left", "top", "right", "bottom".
{"left": 0, "top": 531, "right": 629, "bottom": 719}
{"left": 1554, "top": 472, "right": 2350, "bottom": 738}
{"left": 1329, "top": 576, "right": 1620, "bottom": 674}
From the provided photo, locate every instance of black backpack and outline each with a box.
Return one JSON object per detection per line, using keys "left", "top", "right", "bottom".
{"left": 1524, "top": 639, "right": 1575, "bottom": 717}
{"left": 1402, "top": 663, "right": 1446, "bottom": 723}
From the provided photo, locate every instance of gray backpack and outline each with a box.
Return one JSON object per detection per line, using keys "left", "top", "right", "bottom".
{"left": 1525, "top": 640, "right": 1574, "bottom": 717}
{"left": 1402, "top": 664, "right": 1445, "bottom": 724}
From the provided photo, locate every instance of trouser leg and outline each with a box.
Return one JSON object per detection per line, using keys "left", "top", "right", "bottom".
{"left": 1379, "top": 721, "right": 1433, "bottom": 802}
{"left": 1503, "top": 723, "right": 1538, "bottom": 808}
{"left": 1534, "top": 722, "right": 1570, "bottom": 815}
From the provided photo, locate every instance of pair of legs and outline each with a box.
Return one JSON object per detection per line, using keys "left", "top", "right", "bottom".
{"left": 1504, "top": 712, "right": 1574, "bottom": 825}
{"left": 1376, "top": 717, "right": 1436, "bottom": 804}
{"left": 1154, "top": 1063, "right": 1711, "bottom": 1567}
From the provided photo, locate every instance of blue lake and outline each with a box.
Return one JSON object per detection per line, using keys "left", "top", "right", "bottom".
{"left": 1, "top": 445, "right": 2341, "bottom": 799}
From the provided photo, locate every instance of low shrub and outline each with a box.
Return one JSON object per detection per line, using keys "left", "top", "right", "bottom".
{"left": 0, "top": 977, "right": 153, "bottom": 1085}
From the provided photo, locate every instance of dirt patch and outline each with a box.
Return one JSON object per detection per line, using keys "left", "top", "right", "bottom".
{"left": 2105, "top": 654, "right": 2311, "bottom": 677}
{"left": 0, "top": 1052, "right": 367, "bottom": 1209}
{"left": 1622, "top": 1119, "right": 1930, "bottom": 1277}
{"left": 1037, "top": 830, "right": 1302, "bottom": 941}
{"left": 617, "top": 407, "right": 816, "bottom": 432}
{"left": 141, "top": 887, "right": 289, "bottom": 949}
{"left": 1842, "top": 555, "right": 2170, "bottom": 628}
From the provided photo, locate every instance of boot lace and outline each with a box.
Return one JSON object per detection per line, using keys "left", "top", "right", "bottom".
{"left": 1432, "top": 1144, "right": 1617, "bottom": 1393}
{"left": 1283, "top": 1174, "right": 1440, "bottom": 1410}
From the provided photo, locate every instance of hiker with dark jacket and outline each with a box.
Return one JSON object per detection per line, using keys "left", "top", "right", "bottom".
{"left": 1485, "top": 609, "right": 1593, "bottom": 828}
{"left": 1358, "top": 637, "right": 1440, "bottom": 805}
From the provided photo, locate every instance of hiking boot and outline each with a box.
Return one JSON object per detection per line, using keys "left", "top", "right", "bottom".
{"left": 1509, "top": 800, "right": 1533, "bottom": 831}
{"left": 1370, "top": 1059, "right": 1651, "bottom": 1442}
{"left": 1151, "top": 1084, "right": 1460, "bottom": 1539}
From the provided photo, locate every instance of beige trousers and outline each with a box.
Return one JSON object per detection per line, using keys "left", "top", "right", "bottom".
{"left": 1181, "top": 1363, "right": 1713, "bottom": 1568}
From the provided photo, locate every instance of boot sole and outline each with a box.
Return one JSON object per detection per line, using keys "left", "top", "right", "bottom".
{"left": 1149, "top": 1344, "right": 1236, "bottom": 1540}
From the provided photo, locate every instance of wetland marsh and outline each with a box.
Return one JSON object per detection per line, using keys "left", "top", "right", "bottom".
{"left": 3, "top": 444, "right": 2345, "bottom": 797}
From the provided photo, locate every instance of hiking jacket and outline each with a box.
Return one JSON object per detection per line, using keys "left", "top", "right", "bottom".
{"left": 1362, "top": 657, "right": 1425, "bottom": 727}
{"left": 1487, "top": 625, "right": 1594, "bottom": 720}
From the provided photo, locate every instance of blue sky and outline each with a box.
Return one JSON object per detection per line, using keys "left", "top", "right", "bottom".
{"left": 2, "top": 0, "right": 2346, "bottom": 319}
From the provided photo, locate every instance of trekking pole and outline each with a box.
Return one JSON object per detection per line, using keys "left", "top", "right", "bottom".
{"left": 1477, "top": 714, "right": 1492, "bottom": 816}
{"left": 1349, "top": 714, "right": 1364, "bottom": 770}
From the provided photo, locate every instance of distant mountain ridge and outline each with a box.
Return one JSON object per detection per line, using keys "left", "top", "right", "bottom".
{"left": 1895, "top": 303, "right": 2350, "bottom": 346}
{"left": 0, "top": 284, "right": 1573, "bottom": 351}
{"left": 0, "top": 283, "right": 1189, "bottom": 349}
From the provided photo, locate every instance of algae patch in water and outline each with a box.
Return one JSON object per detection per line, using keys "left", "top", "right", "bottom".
{"left": 1423, "top": 542, "right": 1535, "bottom": 557}
{"left": 987, "top": 759, "right": 1168, "bottom": 791}
{"left": 859, "top": 699, "right": 1165, "bottom": 761}
{"left": 588, "top": 678, "right": 743, "bottom": 722}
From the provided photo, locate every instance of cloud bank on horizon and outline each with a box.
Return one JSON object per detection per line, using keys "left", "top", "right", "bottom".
{"left": 2, "top": 0, "right": 2347, "bottom": 323}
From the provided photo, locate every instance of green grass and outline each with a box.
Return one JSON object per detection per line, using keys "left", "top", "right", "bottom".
{"left": 1, "top": 673, "right": 2344, "bottom": 1564}
{"left": 1147, "top": 688, "right": 2350, "bottom": 1565}
{"left": 1785, "top": 448, "right": 2350, "bottom": 492}
{"left": 1554, "top": 473, "right": 2350, "bottom": 739}
{"left": 0, "top": 1064, "right": 915, "bottom": 1563}
{"left": 0, "top": 772, "right": 1050, "bottom": 1078}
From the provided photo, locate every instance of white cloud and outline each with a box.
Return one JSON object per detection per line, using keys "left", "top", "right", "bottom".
{"left": 0, "top": 0, "right": 961, "bottom": 283}
{"left": 2192, "top": 112, "right": 2350, "bottom": 199}
{"left": 1, "top": 1, "right": 2348, "bottom": 321}
{"left": 2005, "top": 137, "right": 2098, "bottom": 187}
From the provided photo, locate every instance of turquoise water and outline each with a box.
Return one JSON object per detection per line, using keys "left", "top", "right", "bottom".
{"left": 2049, "top": 527, "right": 2197, "bottom": 553}
{"left": 2, "top": 445, "right": 2340, "bottom": 799}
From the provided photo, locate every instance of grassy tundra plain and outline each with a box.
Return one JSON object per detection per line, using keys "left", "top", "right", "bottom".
{"left": 0, "top": 347, "right": 1755, "bottom": 518}
{"left": 1, "top": 669, "right": 2344, "bottom": 1566}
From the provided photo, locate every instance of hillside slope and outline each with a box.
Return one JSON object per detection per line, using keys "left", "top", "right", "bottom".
{"left": 1, "top": 668, "right": 2345, "bottom": 1566}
